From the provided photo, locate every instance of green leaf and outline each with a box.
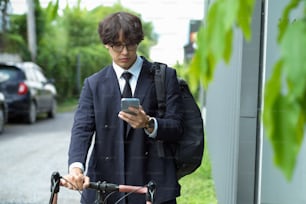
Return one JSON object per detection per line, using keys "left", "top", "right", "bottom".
{"left": 269, "top": 95, "right": 303, "bottom": 180}
{"left": 277, "top": 0, "right": 300, "bottom": 41}
{"left": 189, "top": 50, "right": 202, "bottom": 90}
{"left": 223, "top": 29, "right": 233, "bottom": 63}
{"left": 263, "top": 60, "right": 283, "bottom": 139}
{"left": 264, "top": 40, "right": 306, "bottom": 180}
{"left": 237, "top": 0, "right": 256, "bottom": 40}
{"left": 45, "top": 0, "right": 59, "bottom": 22}
{"left": 220, "top": 0, "right": 239, "bottom": 30}
{"left": 206, "top": 3, "right": 226, "bottom": 60}
{"left": 263, "top": 60, "right": 303, "bottom": 180}
{"left": 281, "top": 20, "right": 306, "bottom": 99}
{"left": 189, "top": 26, "right": 207, "bottom": 90}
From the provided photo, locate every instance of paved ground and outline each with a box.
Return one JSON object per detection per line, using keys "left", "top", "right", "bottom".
{"left": 0, "top": 112, "right": 80, "bottom": 204}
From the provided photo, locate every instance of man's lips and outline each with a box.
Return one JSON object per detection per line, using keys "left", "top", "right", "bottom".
{"left": 119, "top": 58, "right": 129, "bottom": 62}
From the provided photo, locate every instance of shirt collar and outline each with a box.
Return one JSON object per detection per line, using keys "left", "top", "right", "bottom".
{"left": 113, "top": 56, "right": 143, "bottom": 80}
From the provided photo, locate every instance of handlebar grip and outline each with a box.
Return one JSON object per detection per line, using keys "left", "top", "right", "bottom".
{"left": 88, "top": 181, "right": 119, "bottom": 193}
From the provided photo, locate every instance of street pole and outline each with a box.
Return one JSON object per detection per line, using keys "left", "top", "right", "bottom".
{"left": 76, "top": 54, "right": 81, "bottom": 94}
{"left": 26, "top": 0, "right": 37, "bottom": 61}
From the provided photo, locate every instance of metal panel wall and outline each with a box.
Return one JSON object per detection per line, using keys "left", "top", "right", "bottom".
{"left": 206, "top": 0, "right": 306, "bottom": 203}
{"left": 205, "top": 0, "right": 263, "bottom": 203}
{"left": 260, "top": 0, "right": 306, "bottom": 203}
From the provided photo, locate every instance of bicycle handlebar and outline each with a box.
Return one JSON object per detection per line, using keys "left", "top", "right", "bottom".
{"left": 49, "top": 172, "right": 156, "bottom": 204}
{"left": 88, "top": 181, "right": 153, "bottom": 193}
{"left": 88, "top": 180, "right": 156, "bottom": 202}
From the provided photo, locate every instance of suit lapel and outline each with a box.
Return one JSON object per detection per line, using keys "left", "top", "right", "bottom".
{"left": 100, "top": 66, "right": 125, "bottom": 136}
{"left": 102, "top": 66, "right": 122, "bottom": 107}
{"left": 134, "top": 59, "right": 154, "bottom": 104}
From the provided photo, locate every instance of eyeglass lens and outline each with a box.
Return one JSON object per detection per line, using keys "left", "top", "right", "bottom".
{"left": 112, "top": 44, "right": 137, "bottom": 52}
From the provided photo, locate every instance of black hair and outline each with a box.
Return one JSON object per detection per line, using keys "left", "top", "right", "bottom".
{"left": 98, "top": 12, "right": 144, "bottom": 45}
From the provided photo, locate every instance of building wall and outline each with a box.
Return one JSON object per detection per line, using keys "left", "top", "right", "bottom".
{"left": 260, "top": 0, "right": 306, "bottom": 203}
{"left": 206, "top": 0, "right": 306, "bottom": 203}
{"left": 205, "top": 0, "right": 261, "bottom": 203}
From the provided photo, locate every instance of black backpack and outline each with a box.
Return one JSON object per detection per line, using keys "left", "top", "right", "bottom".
{"left": 152, "top": 62, "right": 205, "bottom": 179}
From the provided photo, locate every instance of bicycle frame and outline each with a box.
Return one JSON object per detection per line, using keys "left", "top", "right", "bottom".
{"left": 49, "top": 172, "right": 156, "bottom": 204}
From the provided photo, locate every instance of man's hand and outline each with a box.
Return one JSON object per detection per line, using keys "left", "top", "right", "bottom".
{"left": 118, "top": 105, "right": 150, "bottom": 130}
{"left": 60, "top": 167, "right": 90, "bottom": 190}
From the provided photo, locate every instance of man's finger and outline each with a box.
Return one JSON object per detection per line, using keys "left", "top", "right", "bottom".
{"left": 83, "top": 176, "right": 90, "bottom": 188}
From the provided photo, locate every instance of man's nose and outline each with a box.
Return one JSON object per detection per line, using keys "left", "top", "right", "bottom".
{"left": 121, "top": 45, "right": 129, "bottom": 53}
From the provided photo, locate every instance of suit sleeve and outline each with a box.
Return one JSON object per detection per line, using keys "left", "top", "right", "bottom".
{"left": 68, "top": 78, "right": 95, "bottom": 167}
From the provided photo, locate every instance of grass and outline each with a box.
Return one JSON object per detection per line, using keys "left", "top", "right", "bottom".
{"left": 57, "top": 98, "right": 78, "bottom": 113}
{"left": 57, "top": 100, "right": 218, "bottom": 203}
{"left": 177, "top": 148, "right": 218, "bottom": 204}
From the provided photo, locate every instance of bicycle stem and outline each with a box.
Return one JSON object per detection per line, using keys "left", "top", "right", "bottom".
{"left": 89, "top": 181, "right": 119, "bottom": 193}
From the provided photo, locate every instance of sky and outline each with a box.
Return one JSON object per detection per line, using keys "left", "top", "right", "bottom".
{"left": 9, "top": 0, "right": 205, "bottom": 66}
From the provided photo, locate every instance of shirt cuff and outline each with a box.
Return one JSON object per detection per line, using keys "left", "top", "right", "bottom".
{"left": 144, "top": 117, "right": 158, "bottom": 138}
{"left": 69, "top": 162, "right": 84, "bottom": 173}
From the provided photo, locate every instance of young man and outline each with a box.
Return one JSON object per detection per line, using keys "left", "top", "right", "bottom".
{"left": 61, "top": 12, "right": 183, "bottom": 204}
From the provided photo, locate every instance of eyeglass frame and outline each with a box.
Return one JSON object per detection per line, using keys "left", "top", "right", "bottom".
{"left": 109, "top": 43, "right": 138, "bottom": 52}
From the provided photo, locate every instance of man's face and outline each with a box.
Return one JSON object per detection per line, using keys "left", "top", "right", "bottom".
{"left": 105, "top": 32, "right": 138, "bottom": 69}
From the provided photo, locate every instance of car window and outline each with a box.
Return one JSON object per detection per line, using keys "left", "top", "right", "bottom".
{"left": 0, "top": 68, "right": 24, "bottom": 83}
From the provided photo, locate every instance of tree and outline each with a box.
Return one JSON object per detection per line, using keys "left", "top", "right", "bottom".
{"left": 189, "top": 0, "right": 306, "bottom": 180}
{"left": 40, "top": 3, "right": 156, "bottom": 98}
{"left": 4, "top": 1, "right": 157, "bottom": 100}
{"left": 0, "top": 0, "right": 9, "bottom": 32}
{"left": 0, "top": 0, "right": 21, "bottom": 53}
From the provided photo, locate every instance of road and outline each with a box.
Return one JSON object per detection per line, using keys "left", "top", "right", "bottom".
{"left": 0, "top": 112, "right": 81, "bottom": 204}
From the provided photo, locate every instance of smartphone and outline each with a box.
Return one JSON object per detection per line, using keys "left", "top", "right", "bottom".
{"left": 121, "top": 98, "right": 140, "bottom": 115}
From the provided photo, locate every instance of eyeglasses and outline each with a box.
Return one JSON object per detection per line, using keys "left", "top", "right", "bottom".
{"left": 110, "top": 43, "right": 138, "bottom": 52}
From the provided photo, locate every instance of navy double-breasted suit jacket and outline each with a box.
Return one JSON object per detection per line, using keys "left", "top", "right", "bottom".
{"left": 68, "top": 57, "right": 183, "bottom": 203}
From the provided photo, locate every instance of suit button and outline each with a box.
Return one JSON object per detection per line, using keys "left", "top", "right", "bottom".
{"left": 145, "top": 152, "right": 149, "bottom": 156}
{"left": 104, "top": 124, "right": 108, "bottom": 128}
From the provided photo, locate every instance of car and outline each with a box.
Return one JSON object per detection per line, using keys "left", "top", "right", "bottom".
{"left": 0, "top": 62, "right": 57, "bottom": 124}
{"left": 0, "top": 92, "right": 8, "bottom": 133}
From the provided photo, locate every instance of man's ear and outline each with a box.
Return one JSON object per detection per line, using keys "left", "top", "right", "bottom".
{"left": 105, "top": 44, "right": 110, "bottom": 49}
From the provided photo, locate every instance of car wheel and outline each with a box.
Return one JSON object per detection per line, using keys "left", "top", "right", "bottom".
{"left": 0, "top": 107, "right": 4, "bottom": 134}
{"left": 47, "top": 98, "right": 57, "bottom": 118}
{"left": 26, "top": 101, "right": 36, "bottom": 124}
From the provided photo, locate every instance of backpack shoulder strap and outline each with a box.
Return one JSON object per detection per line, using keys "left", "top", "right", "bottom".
{"left": 152, "top": 62, "right": 168, "bottom": 158}
{"left": 153, "top": 62, "right": 167, "bottom": 117}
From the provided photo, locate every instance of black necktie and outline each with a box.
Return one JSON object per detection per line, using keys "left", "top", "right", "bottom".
{"left": 122, "top": 72, "right": 132, "bottom": 98}
{"left": 121, "top": 72, "right": 132, "bottom": 137}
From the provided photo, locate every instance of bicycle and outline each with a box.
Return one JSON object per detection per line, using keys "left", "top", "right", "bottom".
{"left": 49, "top": 171, "right": 156, "bottom": 204}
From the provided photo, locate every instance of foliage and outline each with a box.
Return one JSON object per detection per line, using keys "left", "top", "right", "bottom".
{"left": 263, "top": 0, "right": 306, "bottom": 180}
{"left": 0, "top": 12, "right": 30, "bottom": 57}
{"left": 189, "top": 0, "right": 306, "bottom": 181}
{"left": 188, "top": 0, "right": 255, "bottom": 90}
{"left": 36, "top": 3, "right": 113, "bottom": 98}
{"left": 4, "top": 0, "right": 156, "bottom": 101}
{"left": 178, "top": 147, "right": 217, "bottom": 204}
{"left": 57, "top": 98, "right": 78, "bottom": 113}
